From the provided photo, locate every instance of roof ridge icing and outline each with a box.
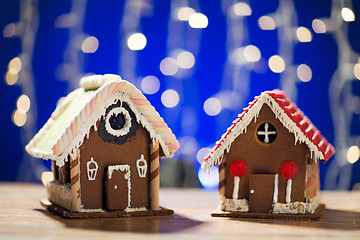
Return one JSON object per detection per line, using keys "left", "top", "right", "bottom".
{"left": 202, "top": 89, "right": 335, "bottom": 170}
{"left": 26, "top": 74, "right": 179, "bottom": 167}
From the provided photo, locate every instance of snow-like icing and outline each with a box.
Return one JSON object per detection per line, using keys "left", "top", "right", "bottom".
{"left": 285, "top": 179, "right": 292, "bottom": 203}
{"left": 232, "top": 176, "right": 240, "bottom": 199}
{"left": 273, "top": 173, "right": 279, "bottom": 203}
{"left": 202, "top": 94, "right": 325, "bottom": 171}
{"left": 124, "top": 207, "right": 147, "bottom": 212}
{"left": 107, "top": 164, "right": 131, "bottom": 208}
{"left": 221, "top": 196, "right": 249, "bottom": 212}
{"left": 272, "top": 193, "right": 320, "bottom": 214}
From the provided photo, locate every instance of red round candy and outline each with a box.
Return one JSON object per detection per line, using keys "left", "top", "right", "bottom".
{"left": 230, "top": 159, "right": 247, "bottom": 177}
{"left": 280, "top": 161, "right": 298, "bottom": 180}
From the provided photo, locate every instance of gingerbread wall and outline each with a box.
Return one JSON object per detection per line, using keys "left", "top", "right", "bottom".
{"left": 224, "top": 104, "right": 310, "bottom": 205}
{"left": 78, "top": 103, "right": 151, "bottom": 210}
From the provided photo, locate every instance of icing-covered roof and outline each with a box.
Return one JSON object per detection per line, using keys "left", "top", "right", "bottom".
{"left": 26, "top": 74, "right": 179, "bottom": 166}
{"left": 202, "top": 89, "right": 335, "bottom": 170}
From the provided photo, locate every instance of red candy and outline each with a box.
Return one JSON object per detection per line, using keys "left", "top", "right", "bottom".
{"left": 280, "top": 161, "right": 298, "bottom": 180}
{"left": 230, "top": 159, "right": 247, "bottom": 177}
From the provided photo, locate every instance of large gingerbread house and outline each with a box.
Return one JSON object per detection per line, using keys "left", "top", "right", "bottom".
{"left": 202, "top": 89, "right": 334, "bottom": 218}
{"left": 26, "top": 74, "right": 179, "bottom": 218}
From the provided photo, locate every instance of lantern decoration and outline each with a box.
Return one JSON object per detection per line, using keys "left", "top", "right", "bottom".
{"left": 280, "top": 161, "right": 298, "bottom": 203}
{"left": 230, "top": 159, "right": 247, "bottom": 199}
{"left": 86, "top": 157, "right": 99, "bottom": 181}
{"left": 136, "top": 154, "right": 148, "bottom": 178}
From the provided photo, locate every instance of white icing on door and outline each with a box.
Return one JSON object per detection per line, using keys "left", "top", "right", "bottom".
{"left": 136, "top": 154, "right": 148, "bottom": 178}
{"left": 86, "top": 157, "right": 98, "bottom": 181}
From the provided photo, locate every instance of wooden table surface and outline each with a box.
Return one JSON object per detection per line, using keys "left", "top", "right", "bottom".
{"left": 0, "top": 183, "right": 359, "bottom": 239}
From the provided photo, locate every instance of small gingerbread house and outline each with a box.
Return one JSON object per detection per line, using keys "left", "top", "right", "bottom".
{"left": 26, "top": 74, "right": 179, "bottom": 217}
{"left": 202, "top": 89, "right": 334, "bottom": 218}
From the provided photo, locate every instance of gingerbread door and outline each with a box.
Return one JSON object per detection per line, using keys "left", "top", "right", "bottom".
{"left": 105, "top": 164, "right": 131, "bottom": 210}
{"left": 249, "top": 174, "right": 275, "bottom": 213}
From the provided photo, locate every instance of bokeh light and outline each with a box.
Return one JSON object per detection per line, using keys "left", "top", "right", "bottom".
{"left": 347, "top": 145, "right": 360, "bottom": 164}
{"left": 189, "top": 13, "right": 208, "bottom": 28}
{"left": 12, "top": 109, "right": 26, "bottom": 127}
{"left": 161, "top": 89, "right": 180, "bottom": 108}
{"left": 296, "top": 27, "right": 312, "bottom": 42}
{"left": 177, "top": 7, "right": 195, "bottom": 21}
{"left": 297, "top": 64, "right": 312, "bottom": 82}
{"left": 312, "top": 19, "right": 326, "bottom": 33}
{"left": 232, "top": 2, "right": 252, "bottom": 16}
{"left": 353, "top": 63, "right": 360, "bottom": 80}
{"left": 341, "top": 7, "right": 355, "bottom": 22}
{"left": 127, "top": 33, "right": 147, "bottom": 51}
{"left": 243, "top": 45, "right": 261, "bottom": 62}
{"left": 160, "top": 57, "right": 178, "bottom": 76}
{"left": 204, "top": 97, "right": 222, "bottom": 116}
{"left": 258, "top": 16, "right": 276, "bottom": 30}
{"left": 268, "top": 55, "right": 285, "bottom": 73}
{"left": 5, "top": 71, "right": 18, "bottom": 85}
{"left": 177, "top": 51, "right": 195, "bottom": 69}
{"left": 17, "top": 94, "right": 31, "bottom": 113}
{"left": 141, "top": 75, "right": 160, "bottom": 94}
{"left": 3, "top": 23, "right": 16, "bottom": 38}
{"left": 41, "top": 171, "right": 54, "bottom": 186}
{"left": 179, "top": 136, "right": 198, "bottom": 155}
{"left": 196, "top": 147, "right": 211, "bottom": 163}
{"left": 81, "top": 36, "right": 99, "bottom": 53}
{"left": 198, "top": 165, "right": 219, "bottom": 189}
{"left": 8, "top": 57, "right": 22, "bottom": 74}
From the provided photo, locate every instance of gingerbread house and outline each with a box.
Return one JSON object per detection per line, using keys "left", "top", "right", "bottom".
{"left": 26, "top": 74, "right": 179, "bottom": 218}
{"left": 202, "top": 89, "right": 335, "bottom": 218}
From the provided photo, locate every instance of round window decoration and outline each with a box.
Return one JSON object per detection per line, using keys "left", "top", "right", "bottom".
{"left": 256, "top": 122, "right": 277, "bottom": 144}
{"left": 105, "top": 107, "right": 132, "bottom": 137}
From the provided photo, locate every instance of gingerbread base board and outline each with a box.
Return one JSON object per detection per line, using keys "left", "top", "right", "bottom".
{"left": 211, "top": 204, "right": 326, "bottom": 220}
{"left": 40, "top": 199, "right": 174, "bottom": 219}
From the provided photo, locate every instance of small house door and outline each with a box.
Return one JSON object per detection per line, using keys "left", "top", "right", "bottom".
{"left": 249, "top": 174, "right": 276, "bottom": 213}
{"left": 105, "top": 164, "right": 131, "bottom": 210}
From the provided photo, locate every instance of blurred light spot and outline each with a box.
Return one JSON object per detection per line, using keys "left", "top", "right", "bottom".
{"left": 81, "top": 36, "right": 99, "bottom": 53}
{"left": 297, "top": 27, "right": 312, "bottom": 42}
{"left": 55, "top": 63, "right": 71, "bottom": 81}
{"left": 177, "top": 51, "right": 195, "bottom": 69}
{"left": 141, "top": 75, "right": 160, "bottom": 94}
{"left": 197, "top": 147, "right": 211, "bottom": 163}
{"left": 41, "top": 171, "right": 54, "bottom": 186}
{"left": 312, "top": 19, "right": 326, "bottom": 33}
{"left": 5, "top": 71, "right": 18, "bottom": 85}
{"left": 347, "top": 145, "right": 360, "bottom": 164}
{"left": 233, "top": 2, "right": 252, "bottom": 16}
{"left": 341, "top": 7, "right": 355, "bottom": 22}
{"left": 268, "top": 55, "right": 285, "bottom": 73}
{"left": 161, "top": 89, "right": 179, "bottom": 108}
{"left": 3, "top": 23, "right": 16, "bottom": 37}
{"left": 179, "top": 136, "right": 198, "bottom": 155}
{"left": 204, "top": 97, "right": 222, "bottom": 116}
{"left": 198, "top": 165, "right": 219, "bottom": 189}
{"left": 160, "top": 57, "right": 178, "bottom": 76}
{"left": 17, "top": 95, "right": 31, "bottom": 113}
{"left": 258, "top": 16, "right": 276, "bottom": 30}
{"left": 8, "top": 57, "right": 22, "bottom": 74}
{"left": 230, "top": 48, "right": 244, "bottom": 66}
{"left": 253, "top": 58, "right": 267, "bottom": 74}
{"left": 127, "top": 33, "right": 147, "bottom": 51}
{"left": 177, "top": 7, "right": 196, "bottom": 21}
{"left": 54, "top": 14, "right": 77, "bottom": 28}
{"left": 297, "top": 64, "right": 312, "bottom": 82}
{"left": 243, "top": 45, "right": 261, "bottom": 62}
{"left": 12, "top": 109, "right": 26, "bottom": 127}
{"left": 353, "top": 63, "right": 360, "bottom": 80}
{"left": 189, "top": 13, "right": 208, "bottom": 28}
